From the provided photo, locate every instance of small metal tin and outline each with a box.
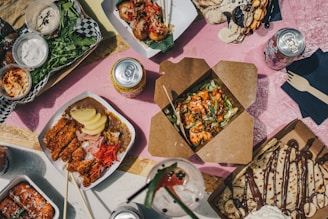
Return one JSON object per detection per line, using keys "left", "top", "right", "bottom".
{"left": 110, "top": 203, "right": 143, "bottom": 219}
{"left": 111, "top": 57, "right": 146, "bottom": 98}
{"left": 264, "top": 28, "right": 305, "bottom": 70}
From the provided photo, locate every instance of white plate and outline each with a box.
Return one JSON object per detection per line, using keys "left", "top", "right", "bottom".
{"left": 101, "top": 0, "right": 198, "bottom": 58}
{"left": 0, "top": 175, "right": 60, "bottom": 219}
{"left": 38, "top": 91, "right": 136, "bottom": 190}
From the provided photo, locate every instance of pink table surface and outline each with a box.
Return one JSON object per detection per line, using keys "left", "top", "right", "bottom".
{"left": 4, "top": 0, "right": 328, "bottom": 177}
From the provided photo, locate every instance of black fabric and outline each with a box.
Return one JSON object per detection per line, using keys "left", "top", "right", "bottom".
{"left": 262, "top": 0, "right": 282, "bottom": 26}
{"left": 281, "top": 48, "right": 328, "bottom": 125}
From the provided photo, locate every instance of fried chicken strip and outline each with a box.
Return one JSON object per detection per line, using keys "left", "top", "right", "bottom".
{"left": 50, "top": 120, "right": 78, "bottom": 161}
{"left": 43, "top": 117, "right": 70, "bottom": 149}
{"left": 71, "top": 147, "right": 87, "bottom": 161}
{"left": 60, "top": 137, "right": 80, "bottom": 162}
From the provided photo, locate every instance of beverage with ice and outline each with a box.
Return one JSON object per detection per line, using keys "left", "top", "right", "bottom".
{"left": 145, "top": 158, "right": 205, "bottom": 217}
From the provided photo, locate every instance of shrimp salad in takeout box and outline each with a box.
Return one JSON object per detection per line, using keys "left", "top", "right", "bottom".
{"left": 149, "top": 58, "right": 258, "bottom": 164}
{"left": 163, "top": 79, "right": 239, "bottom": 150}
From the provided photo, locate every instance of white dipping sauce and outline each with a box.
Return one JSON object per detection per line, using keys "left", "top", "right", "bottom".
{"left": 17, "top": 37, "right": 47, "bottom": 67}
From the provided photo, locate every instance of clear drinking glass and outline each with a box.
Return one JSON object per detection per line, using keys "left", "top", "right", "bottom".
{"left": 145, "top": 158, "right": 205, "bottom": 217}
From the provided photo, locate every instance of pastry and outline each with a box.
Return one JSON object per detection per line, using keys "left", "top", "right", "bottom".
{"left": 192, "top": 0, "right": 271, "bottom": 43}
{"left": 215, "top": 138, "right": 328, "bottom": 218}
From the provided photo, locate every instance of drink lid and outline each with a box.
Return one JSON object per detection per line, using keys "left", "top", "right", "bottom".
{"left": 109, "top": 203, "right": 143, "bottom": 219}
{"left": 277, "top": 28, "right": 305, "bottom": 57}
{"left": 112, "top": 58, "right": 143, "bottom": 88}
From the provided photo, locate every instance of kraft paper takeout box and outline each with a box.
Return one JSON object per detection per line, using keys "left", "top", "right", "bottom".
{"left": 148, "top": 58, "right": 258, "bottom": 164}
{"left": 207, "top": 119, "right": 328, "bottom": 218}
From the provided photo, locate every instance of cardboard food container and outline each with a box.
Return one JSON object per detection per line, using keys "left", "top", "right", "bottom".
{"left": 148, "top": 58, "right": 257, "bottom": 164}
{"left": 207, "top": 119, "right": 328, "bottom": 218}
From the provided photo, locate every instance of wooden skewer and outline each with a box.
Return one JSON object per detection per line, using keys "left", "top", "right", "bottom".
{"left": 63, "top": 170, "right": 69, "bottom": 219}
{"left": 166, "top": 0, "right": 171, "bottom": 27}
{"left": 162, "top": 85, "right": 191, "bottom": 145}
{"left": 160, "top": 0, "right": 166, "bottom": 24}
{"left": 69, "top": 173, "right": 94, "bottom": 219}
{"left": 160, "top": 0, "right": 171, "bottom": 26}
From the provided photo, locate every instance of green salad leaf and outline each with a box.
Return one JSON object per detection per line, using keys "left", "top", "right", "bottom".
{"left": 30, "top": 0, "right": 97, "bottom": 85}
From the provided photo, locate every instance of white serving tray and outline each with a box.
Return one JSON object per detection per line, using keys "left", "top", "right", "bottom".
{"left": 38, "top": 91, "right": 136, "bottom": 190}
{"left": 101, "top": 0, "right": 198, "bottom": 58}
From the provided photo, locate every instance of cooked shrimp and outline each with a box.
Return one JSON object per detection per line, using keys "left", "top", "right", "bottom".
{"left": 183, "top": 113, "right": 194, "bottom": 128}
{"left": 187, "top": 99, "right": 206, "bottom": 115}
{"left": 190, "top": 121, "right": 204, "bottom": 133}
{"left": 168, "top": 79, "right": 238, "bottom": 148}
{"left": 189, "top": 130, "right": 212, "bottom": 146}
{"left": 212, "top": 88, "right": 223, "bottom": 101}
{"left": 197, "top": 90, "right": 209, "bottom": 100}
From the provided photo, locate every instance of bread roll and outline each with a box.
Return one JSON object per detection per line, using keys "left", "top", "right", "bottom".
{"left": 202, "top": 5, "right": 227, "bottom": 24}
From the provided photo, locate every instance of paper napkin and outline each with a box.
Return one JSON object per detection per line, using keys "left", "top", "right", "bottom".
{"left": 281, "top": 48, "right": 328, "bottom": 125}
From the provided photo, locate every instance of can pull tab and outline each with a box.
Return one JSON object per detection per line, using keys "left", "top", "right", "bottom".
{"left": 122, "top": 63, "right": 137, "bottom": 83}
{"left": 283, "top": 33, "right": 300, "bottom": 54}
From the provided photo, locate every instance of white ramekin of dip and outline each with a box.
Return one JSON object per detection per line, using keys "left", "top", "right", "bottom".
{"left": 12, "top": 33, "right": 49, "bottom": 69}
{"left": 25, "top": 0, "right": 60, "bottom": 35}
{"left": 0, "top": 64, "right": 32, "bottom": 101}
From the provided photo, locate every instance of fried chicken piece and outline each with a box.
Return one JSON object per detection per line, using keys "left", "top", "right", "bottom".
{"left": 67, "top": 160, "right": 79, "bottom": 172}
{"left": 60, "top": 137, "right": 80, "bottom": 162}
{"left": 43, "top": 117, "right": 70, "bottom": 150}
{"left": 9, "top": 182, "right": 54, "bottom": 219}
{"left": 76, "top": 159, "right": 96, "bottom": 176}
{"left": 67, "top": 159, "right": 96, "bottom": 176}
{"left": 82, "top": 175, "right": 92, "bottom": 188}
{"left": 82, "top": 161, "right": 103, "bottom": 187}
{"left": 67, "top": 158, "right": 99, "bottom": 187}
{"left": 89, "top": 161, "right": 102, "bottom": 184}
{"left": 71, "top": 147, "right": 87, "bottom": 161}
{"left": 50, "top": 120, "right": 78, "bottom": 161}
{"left": 0, "top": 197, "right": 29, "bottom": 218}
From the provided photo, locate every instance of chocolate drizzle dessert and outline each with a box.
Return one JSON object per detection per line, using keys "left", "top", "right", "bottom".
{"left": 214, "top": 137, "right": 328, "bottom": 219}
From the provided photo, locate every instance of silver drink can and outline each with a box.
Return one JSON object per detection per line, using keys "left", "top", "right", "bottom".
{"left": 264, "top": 28, "right": 305, "bottom": 70}
{"left": 110, "top": 202, "right": 144, "bottom": 219}
{"left": 111, "top": 57, "right": 146, "bottom": 98}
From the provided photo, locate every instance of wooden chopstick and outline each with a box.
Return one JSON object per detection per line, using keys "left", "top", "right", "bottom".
{"left": 63, "top": 170, "right": 69, "bottom": 219}
{"left": 69, "top": 173, "right": 94, "bottom": 219}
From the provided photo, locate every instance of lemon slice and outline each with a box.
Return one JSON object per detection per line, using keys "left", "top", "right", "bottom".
{"left": 71, "top": 108, "right": 96, "bottom": 123}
